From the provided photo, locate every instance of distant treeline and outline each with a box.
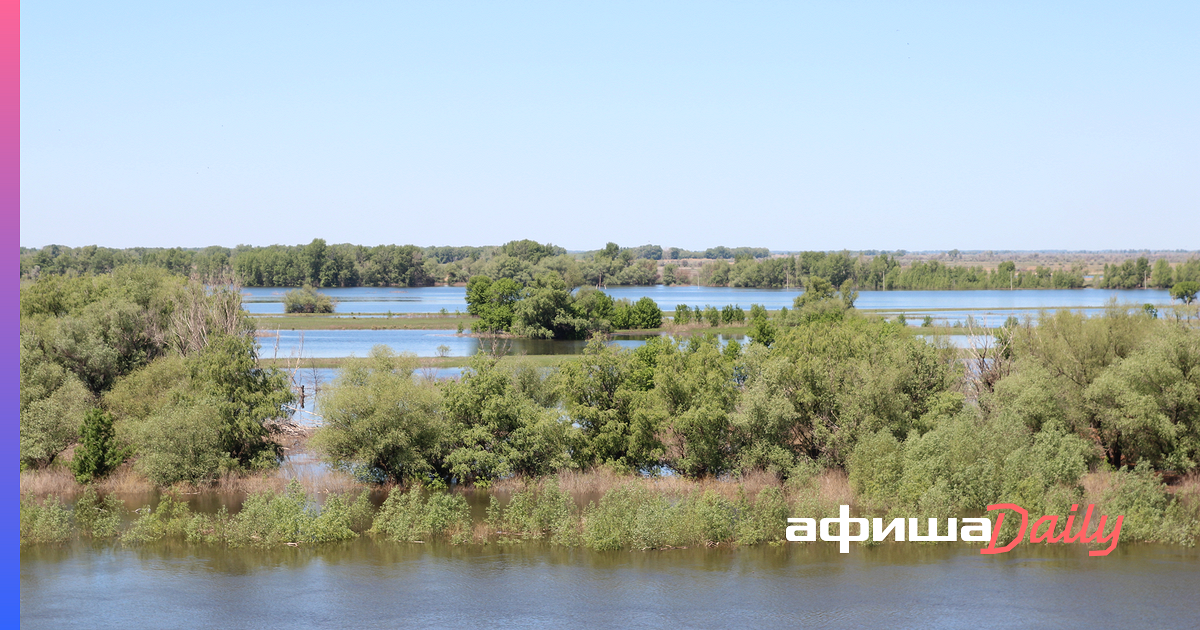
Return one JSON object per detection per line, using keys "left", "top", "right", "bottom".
{"left": 20, "top": 240, "right": 1200, "bottom": 292}
{"left": 1098, "top": 256, "right": 1200, "bottom": 290}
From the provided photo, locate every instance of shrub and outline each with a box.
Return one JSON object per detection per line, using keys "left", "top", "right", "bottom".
{"left": 489, "top": 479, "right": 578, "bottom": 545}
{"left": 215, "top": 480, "right": 364, "bottom": 546}
{"left": 132, "top": 399, "right": 231, "bottom": 486}
{"left": 736, "top": 487, "right": 790, "bottom": 545}
{"left": 582, "top": 484, "right": 648, "bottom": 550}
{"left": 312, "top": 347, "right": 445, "bottom": 483}
{"left": 20, "top": 342, "right": 93, "bottom": 469}
{"left": 370, "top": 485, "right": 472, "bottom": 543}
{"left": 20, "top": 496, "right": 73, "bottom": 545}
{"left": 283, "top": 285, "right": 335, "bottom": 313}
{"left": 73, "top": 487, "right": 125, "bottom": 538}
{"left": 124, "top": 494, "right": 192, "bottom": 543}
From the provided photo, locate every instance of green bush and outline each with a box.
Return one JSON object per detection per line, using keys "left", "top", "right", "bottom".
{"left": 73, "top": 487, "right": 125, "bottom": 538}
{"left": 489, "top": 479, "right": 578, "bottom": 544}
{"left": 211, "top": 480, "right": 364, "bottom": 547}
{"left": 312, "top": 347, "right": 445, "bottom": 483}
{"left": 582, "top": 484, "right": 649, "bottom": 550}
{"left": 124, "top": 494, "right": 192, "bottom": 543}
{"left": 370, "top": 485, "right": 472, "bottom": 544}
{"left": 581, "top": 485, "right": 740, "bottom": 551}
{"left": 20, "top": 496, "right": 73, "bottom": 545}
{"left": 735, "top": 487, "right": 790, "bottom": 545}
{"left": 133, "top": 399, "right": 232, "bottom": 487}
{"left": 1094, "top": 462, "right": 1182, "bottom": 543}
{"left": 283, "top": 285, "right": 335, "bottom": 313}
{"left": 20, "top": 339, "right": 93, "bottom": 469}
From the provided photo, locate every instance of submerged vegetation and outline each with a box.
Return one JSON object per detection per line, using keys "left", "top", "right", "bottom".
{"left": 19, "top": 469, "right": 1200, "bottom": 550}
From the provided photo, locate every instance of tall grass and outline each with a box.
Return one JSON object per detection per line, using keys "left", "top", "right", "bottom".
{"left": 19, "top": 470, "right": 1200, "bottom": 549}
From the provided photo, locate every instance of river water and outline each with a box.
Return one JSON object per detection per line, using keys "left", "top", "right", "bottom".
{"left": 21, "top": 541, "right": 1200, "bottom": 629}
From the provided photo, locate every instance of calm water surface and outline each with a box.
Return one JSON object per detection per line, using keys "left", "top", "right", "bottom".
{"left": 243, "top": 287, "right": 1173, "bottom": 316}
{"left": 21, "top": 541, "right": 1199, "bottom": 629}
{"left": 256, "top": 330, "right": 745, "bottom": 358}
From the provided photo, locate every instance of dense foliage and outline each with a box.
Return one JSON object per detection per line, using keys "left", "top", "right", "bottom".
{"left": 466, "top": 272, "right": 663, "bottom": 338}
{"left": 282, "top": 285, "right": 335, "bottom": 313}
{"left": 19, "top": 269, "right": 294, "bottom": 483}
{"left": 29, "top": 241, "right": 1195, "bottom": 293}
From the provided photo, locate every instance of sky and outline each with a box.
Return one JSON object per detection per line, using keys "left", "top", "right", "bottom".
{"left": 20, "top": 1, "right": 1200, "bottom": 252}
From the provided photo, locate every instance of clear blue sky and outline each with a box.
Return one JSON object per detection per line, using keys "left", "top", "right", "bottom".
{"left": 21, "top": 1, "right": 1200, "bottom": 251}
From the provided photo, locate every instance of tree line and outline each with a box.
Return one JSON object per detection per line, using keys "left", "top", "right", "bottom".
{"left": 20, "top": 241, "right": 1200, "bottom": 295}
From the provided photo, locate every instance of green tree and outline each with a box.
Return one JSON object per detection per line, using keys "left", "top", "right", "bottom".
{"left": 442, "top": 354, "right": 574, "bottom": 483}
{"left": 311, "top": 347, "right": 446, "bottom": 482}
{"left": 70, "top": 409, "right": 124, "bottom": 483}
{"left": 1171, "top": 281, "right": 1199, "bottom": 305}
{"left": 187, "top": 334, "right": 294, "bottom": 469}
{"left": 19, "top": 335, "right": 93, "bottom": 469}
{"left": 465, "top": 275, "right": 523, "bottom": 333}
{"left": 1150, "top": 259, "right": 1174, "bottom": 288}
{"left": 655, "top": 336, "right": 740, "bottom": 477}
{"left": 559, "top": 337, "right": 666, "bottom": 471}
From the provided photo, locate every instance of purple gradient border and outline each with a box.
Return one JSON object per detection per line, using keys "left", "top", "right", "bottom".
{"left": 3, "top": 0, "right": 18, "bottom": 622}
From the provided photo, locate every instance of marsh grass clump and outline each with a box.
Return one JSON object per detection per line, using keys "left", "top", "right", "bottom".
{"left": 370, "top": 484, "right": 472, "bottom": 544}
{"left": 734, "top": 486, "right": 790, "bottom": 545}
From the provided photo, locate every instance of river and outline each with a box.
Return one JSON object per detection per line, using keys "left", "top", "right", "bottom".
{"left": 21, "top": 541, "right": 1200, "bottom": 629}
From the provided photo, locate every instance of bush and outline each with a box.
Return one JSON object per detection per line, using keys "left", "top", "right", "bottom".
{"left": 283, "top": 285, "right": 335, "bottom": 314}
{"left": 124, "top": 494, "right": 192, "bottom": 543}
{"left": 132, "top": 399, "right": 231, "bottom": 487}
{"left": 201, "top": 480, "right": 366, "bottom": 547}
{"left": 370, "top": 485, "right": 472, "bottom": 544}
{"left": 582, "top": 484, "right": 649, "bottom": 550}
{"left": 20, "top": 340, "right": 93, "bottom": 469}
{"left": 312, "top": 347, "right": 445, "bottom": 483}
{"left": 73, "top": 487, "right": 125, "bottom": 539}
{"left": 735, "top": 487, "right": 790, "bottom": 545}
{"left": 581, "top": 485, "right": 741, "bottom": 551}
{"left": 1093, "top": 462, "right": 1187, "bottom": 543}
{"left": 20, "top": 496, "right": 73, "bottom": 545}
{"left": 488, "top": 479, "right": 578, "bottom": 545}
